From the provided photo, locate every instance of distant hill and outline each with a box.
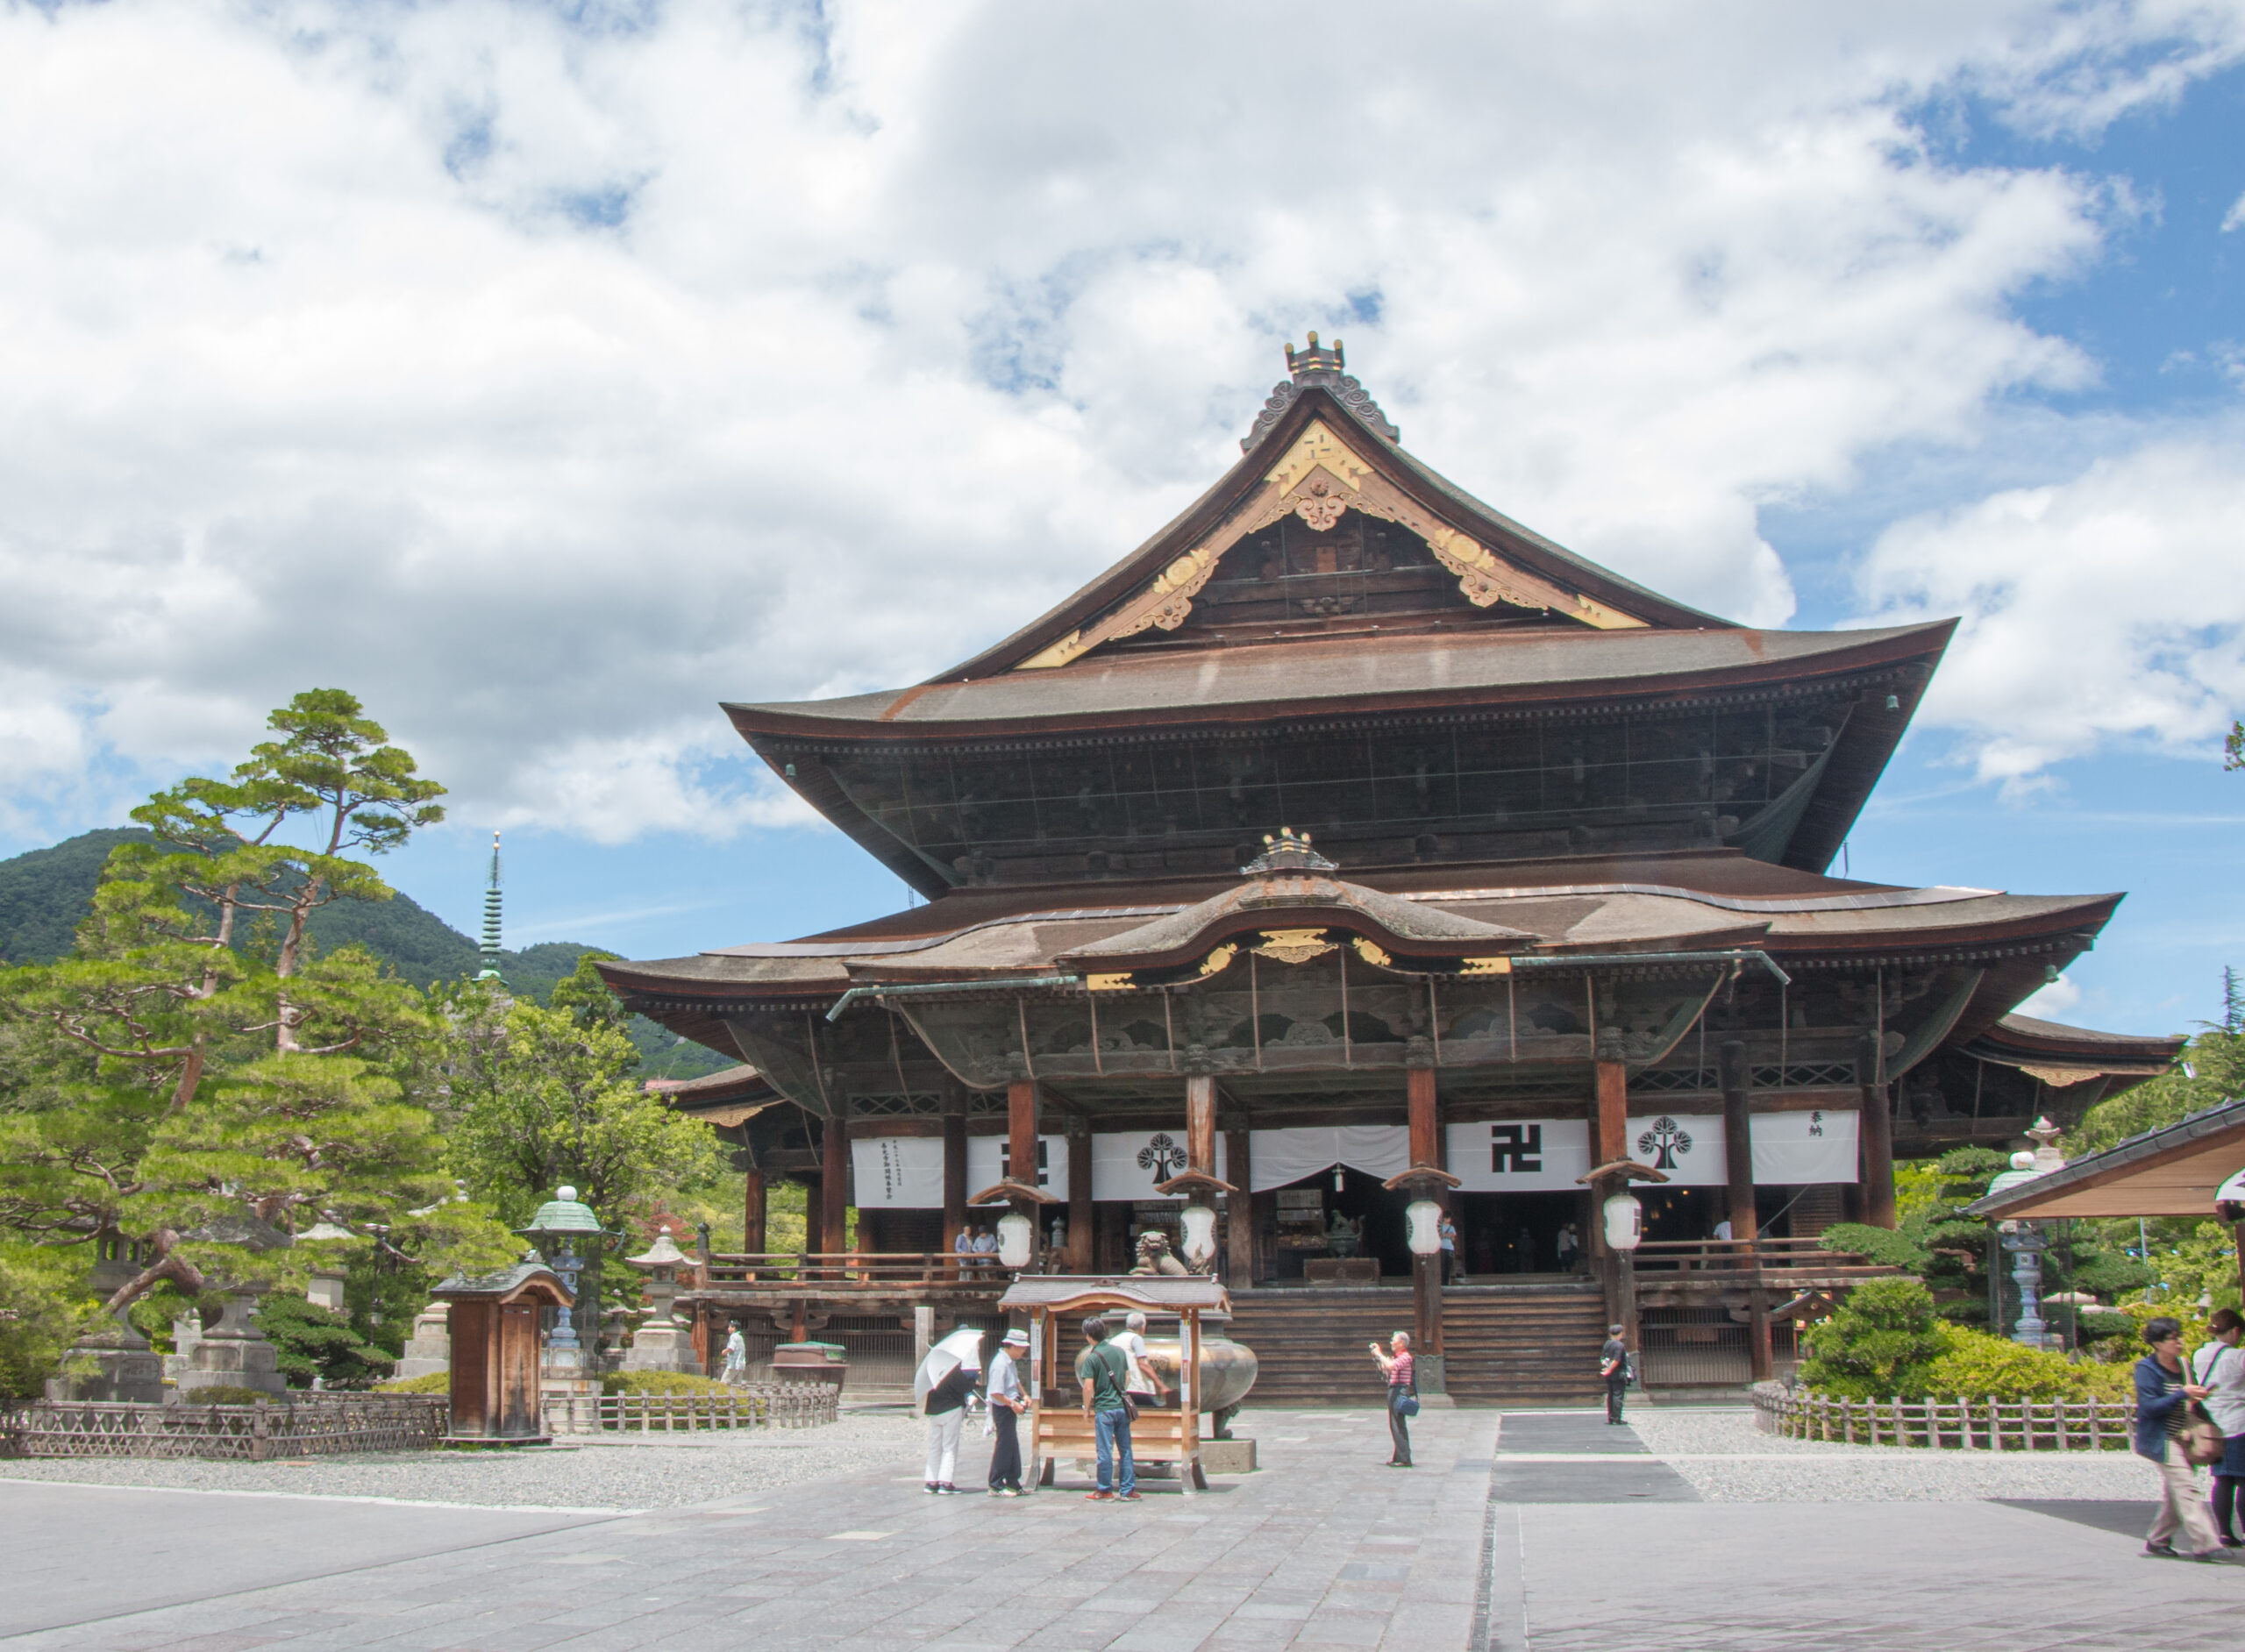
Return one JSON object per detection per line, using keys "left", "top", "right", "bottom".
{"left": 0, "top": 829, "right": 730, "bottom": 1079}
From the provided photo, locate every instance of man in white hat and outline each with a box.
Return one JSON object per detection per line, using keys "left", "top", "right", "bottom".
{"left": 986, "top": 1328, "right": 1030, "bottom": 1496}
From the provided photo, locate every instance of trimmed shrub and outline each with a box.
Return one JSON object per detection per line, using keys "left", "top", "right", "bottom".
{"left": 374, "top": 1371, "right": 450, "bottom": 1394}
{"left": 1921, "top": 1326, "right": 2131, "bottom": 1401}
{"left": 1798, "top": 1278, "right": 1948, "bottom": 1400}
{"left": 179, "top": 1385, "right": 282, "bottom": 1406}
{"left": 601, "top": 1370, "right": 733, "bottom": 1397}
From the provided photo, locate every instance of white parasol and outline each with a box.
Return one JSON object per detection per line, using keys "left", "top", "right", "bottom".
{"left": 913, "top": 1327, "right": 986, "bottom": 1406}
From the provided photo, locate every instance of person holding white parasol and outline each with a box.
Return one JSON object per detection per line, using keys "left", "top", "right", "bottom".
{"left": 916, "top": 1328, "right": 983, "bottom": 1494}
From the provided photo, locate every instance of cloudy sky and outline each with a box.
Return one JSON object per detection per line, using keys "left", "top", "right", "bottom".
{"left": 3, "top": 0, "right": 2242, "bottom": 1036}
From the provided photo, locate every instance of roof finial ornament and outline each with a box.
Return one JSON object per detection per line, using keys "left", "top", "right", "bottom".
{"left": 1244, "top": 331, "right": 1399, "bottom": 453}
{"left": 476, "top": 830, "right": 507, "bottom": 984}
{"left": 1241, "top": 826, "right": 1337, "bottom": 876}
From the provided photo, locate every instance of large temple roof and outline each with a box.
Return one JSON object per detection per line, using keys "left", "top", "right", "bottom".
{"left": 725, "top": 621, "right": 1951, "bottom": 741}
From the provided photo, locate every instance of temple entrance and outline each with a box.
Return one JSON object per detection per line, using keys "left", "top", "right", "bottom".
{"left": 1264, "top": 1165, "right": 1415, "bottom": 1281}
{"left": 1451, "top": 1191, "right": 1583, "bottom": 1278}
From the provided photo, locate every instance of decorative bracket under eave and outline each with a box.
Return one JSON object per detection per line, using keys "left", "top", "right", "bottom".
{"left": 967, "top": 1179, "right": 1061, "bottom": 1206}
{"left": 1381, "top": 1167, "right": 1464, "bottom": 1193}
{"left": 1576, "top": 1159, "right": 1671, "bottom": 1186}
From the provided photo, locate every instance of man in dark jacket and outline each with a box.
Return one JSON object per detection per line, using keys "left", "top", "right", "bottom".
{"left": 1600, "top": 1326, "right": 1630, "bottom": 1425}
{"left": 2135, "top": 1316, "right": 2220, "bottom": 1558}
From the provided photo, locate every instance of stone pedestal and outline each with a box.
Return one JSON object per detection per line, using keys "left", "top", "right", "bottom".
{"left": 161, "top": 1314, "right": 205, "bottom": 1395}
{"left": 175, "top": 1291, "right": 289, "bottom": 1399}
{"left": 46, "top": 1318, "right": 164, "bottom": 1404}
{"left": 620, "top": 1316, "right": 698, "bottom": 1373}
{"left": 306, "top": 1268, "right": 347, "bottom": 1314}
{"left": 393, "top": 1302, "right": 451, "bottom": 1381}
{"left": 1200, "top": 1438, "right": 1258, "bottom": 1474}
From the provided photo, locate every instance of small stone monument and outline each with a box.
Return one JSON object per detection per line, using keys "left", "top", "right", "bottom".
{"left": 620, "top": 1231, "right": 697, "bottom": 1373}
{"left": 175, "top": 1289, "right": 289, "bottom": 1399}
{"left": 306, "top": 1267, "right": 348, "bottom": 1313}
{"left": 393, "top": 1302, "right": 452, "bottom": 1381}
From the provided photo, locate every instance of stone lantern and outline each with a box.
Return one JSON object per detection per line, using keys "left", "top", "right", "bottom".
{"left": 518, "top": 1186, "right": 610, "bottom": 1421}
{"left": 620, "top": 1231, "right": 697, "bottom": 1373}
{"left": 1985, "top": 1119, "right": 2065, "bottom": 1350}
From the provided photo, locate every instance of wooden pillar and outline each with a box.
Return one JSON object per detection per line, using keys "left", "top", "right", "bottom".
{"left": 1008, "top": 1079, "right": 1039, "bottom": 1252}
{"left": 1066, "top": 1120, "right": 1094, "bottom": 1273}
{"left": 1408, "top": 1066, "right": 1442, "bottom": 1356}
{"left": 1185, "top": 1074, "right": 1216, "bottom": 1176}
{"left": 1720, "top": 1040, "right": 1757, "bottom": 1242}
{"left": 1593, "top": 1058, "right": 1629, "bottom": 1335}
{"left": 821, "top": 1113, "right": 850, "bottom": 1268}
{"left": 1748, "top": 1286, "right": 1773, "bottom": 1382}
{"left": 942, "top": 1094, "right": 968, "bottom": 1264}
{"left": 1224, "top": 1122, "right": 1254, "bottom": 1285}
{"left": 1857, "top": 1031, "right": 1898, "bottom": 1230}
{"left": 742, "top": 1168, "right": 766, "bottom": 1257}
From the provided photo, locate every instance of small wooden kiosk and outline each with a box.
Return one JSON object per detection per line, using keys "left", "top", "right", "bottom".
{"left": 432, "top": 1260, "right": 574, "bottom": 1445}
{"left": 997, "top": 1276, "right": 1229, "bottom": 1495}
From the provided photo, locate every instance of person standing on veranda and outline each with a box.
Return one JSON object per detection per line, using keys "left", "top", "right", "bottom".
{"left": 2135, "top": 1315, "right": 2221, "bottom": 1559}
{"left": 1370, "top": 1330, "right": 1415, "bottom": 1468}
{"left": 1600, "top": 1324, "right": 1630, "bottom": 1425}
{"left": 1438, "top": 1214, "right": 1460, "bottom": 1284}
{"left": 986, "top": 1328, "right": 1030, "bottom": 1497}
{"left": 2192, "top": 1307, "right": 2245, "bottom": 1547}
{"left": 1076, "top": 1316, "right": 1137, "bottom": 1501}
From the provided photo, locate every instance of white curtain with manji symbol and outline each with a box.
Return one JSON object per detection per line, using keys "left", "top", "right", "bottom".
{"left": 967, "top": 1134, "right": 1070, "bottom": 1200}
{"left": 847, "top": 1134, "right": 1073, "bottom": 1208}
{"left": 1091, "top": 1131, "right": 1229, "bottom": 1201}
{"left": 1445, "top": 1121, "right": 1593, "bottom": 1192}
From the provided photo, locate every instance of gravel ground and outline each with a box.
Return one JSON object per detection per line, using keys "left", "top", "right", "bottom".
{"left": 0, "top": 1407, "right": 927, "bottom": 1512}
{"left": 1626, "top": 1405, "right": 2160, "bottom": 1502}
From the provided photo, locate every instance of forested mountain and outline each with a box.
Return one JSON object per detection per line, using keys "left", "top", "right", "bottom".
{"left": 0, "top": 830, "right": 730, "bottom": 1079}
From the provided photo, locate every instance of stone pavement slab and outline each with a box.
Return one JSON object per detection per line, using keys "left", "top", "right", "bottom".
{"left": 0, "top": 1482, "right": 613, "bottom": 1638}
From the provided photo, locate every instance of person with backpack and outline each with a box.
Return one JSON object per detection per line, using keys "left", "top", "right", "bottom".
{"left": 1600, "top": 1324, "right": 1630, "bottom": 1425}
{"left": 1370, "top": 1330, "right": 1416, "bottom": 1467}
{"left": 2192, "top": 1307, "right": 2245, "bottom": 1547}
{"left": 2136, "top": 1315, "right": 2220, "bottom": 1559}
{"left": 1076, "top": 1317, "right": 1137, "bottom": 1501}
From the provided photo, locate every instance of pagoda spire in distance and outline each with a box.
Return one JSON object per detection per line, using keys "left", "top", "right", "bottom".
{"left": 476, "top": 831, "right": 506, "bottom": 984}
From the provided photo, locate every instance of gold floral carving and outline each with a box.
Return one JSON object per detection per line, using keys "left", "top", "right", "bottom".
{"left": 1085, "top": 972, "right": 1135, "bottom": 993}
{"left": 1263, "top": 420, "right": 1374, "bottom": 495}
{"left": 2019, "top": 1064, "right": 2102, "bottom": 1087}
{"left": 1458, "top": 956, "right": 1515, "bottom": 977}
{"left": 1251, "top": 929, "right": 1336, "bottom": 965}
{"left": 1352, "top": 937, "right": 1394, "bottom": 968}
{"left": 1194, "top": 943, "right": 1239, "bottom": 979}
{"left": 1294, "top": 478, "right": 1348, "bottom": 531}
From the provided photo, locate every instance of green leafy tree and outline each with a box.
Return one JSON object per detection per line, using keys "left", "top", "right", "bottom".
{"left": 252, "top": 1291, "right": 397, "bottom": 1389}
{"left": 0, "top": 691, "right": 510, "bottom": 1327}
{"left": 0, "top": 1242, "right": 91, "bottom": 1405}
{"left": 1798, "top": 1277, "right": 1949, "bottom": 1399}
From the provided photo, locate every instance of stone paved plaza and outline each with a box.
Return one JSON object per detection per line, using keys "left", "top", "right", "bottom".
{"left": 4, "top": 1404, "right": 2241, "bottom": 1650}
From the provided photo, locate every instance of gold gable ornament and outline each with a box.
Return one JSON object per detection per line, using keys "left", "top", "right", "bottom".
{"left": 1251, "top": 929, "right": 1336, "bottom": 966}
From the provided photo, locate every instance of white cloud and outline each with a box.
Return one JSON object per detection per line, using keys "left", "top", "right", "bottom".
{"left": 2225, "top": 189, "right": 2245, "bottom": 231}
{"left": 2015, "top": 972, "right": 2083, "bottom": 1020}
{"left": 0, "top": 0, "right": 2240, "bottom": 840}
{"left": 1855, "top": 431, "right": 2245, "bottom": 787}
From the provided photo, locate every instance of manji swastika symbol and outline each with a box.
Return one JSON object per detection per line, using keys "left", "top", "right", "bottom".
{"left": 1000, "top": 1140, "right": 1051, "bottom": 1186}
{"left": 1490, "top": 1123, "right": 1543, "bottom": 1173}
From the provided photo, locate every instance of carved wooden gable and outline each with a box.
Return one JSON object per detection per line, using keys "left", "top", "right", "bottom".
{"left": 1016, "top": 417, "right": 1650, "bottom": 671}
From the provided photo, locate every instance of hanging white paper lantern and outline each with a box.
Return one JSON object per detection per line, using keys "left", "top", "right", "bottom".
{"left": 1405, "top": 1200, "right": 1443, "bottom": 1257}
{"left": 996, "top": 1210, "right": 1035, "bottom": 1269}
{"left": 1180, "top": 1203, "right": 1219, "bottom": 1270}
{"left": 1602, "top": 1192, "right": 1643, "bottom": 1252}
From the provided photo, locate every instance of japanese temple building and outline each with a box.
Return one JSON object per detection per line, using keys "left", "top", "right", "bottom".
{"left": 604, "top": 338, "right": 2181, "bottom": 1401}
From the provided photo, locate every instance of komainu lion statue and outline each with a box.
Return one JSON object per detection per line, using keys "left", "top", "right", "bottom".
{"left": 1130, "top": 1229, "right": 1190, "bottom": 1277}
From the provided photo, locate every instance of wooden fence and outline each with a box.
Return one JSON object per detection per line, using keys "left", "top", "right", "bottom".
{"left": 2, "top": 1394, "right": 448, "bottom": 1461}
{"left": 544, "top": 1383, "right": 841, "bottom": 1436}
{"left": 1755, "top": 1385, "right": 2135, "bottom": 1450}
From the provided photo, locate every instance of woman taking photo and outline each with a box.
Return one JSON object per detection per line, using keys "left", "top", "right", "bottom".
{"left": 1370, "top": 1331, "right": 1416, "bottom": 1468}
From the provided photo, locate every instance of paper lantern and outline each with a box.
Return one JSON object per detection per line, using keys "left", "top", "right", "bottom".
{"left": 1602, "top": 1192, "right": 1643, "bottom": 1252}
{"left": 1405, "top": 1200, "right": 1443, "bottom": 1257}
{"left": 997, "top": 1210, "right": 1035, "bottom": 1269}
{"left": 1180, "top": 1203, "right": 1219, "bottom": 1270}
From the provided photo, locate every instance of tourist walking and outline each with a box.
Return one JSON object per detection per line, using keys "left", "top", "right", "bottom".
{"left": 1600, "top": 1324, "right": 1630, "bottom": 1424}
{"left": 1076, "top": 1316, "right": 1137, "bottom": 1500}
{"left": 1370, "top": 1329, "right": 1416, "bottom": 1467}
{"left": 986, "top": 1328, "right": 1030, "bottom": 1496}
{"left": 2193, "top": 1307, "right": 2245, "bottom": 1546}
{"left": 720, "top": 1322, "right": 747, "bottom": 1384}
{"left": 923, "top": 1342, "right": 979, "bottom": 1495}
{"left": 2135, "top": 1315, "right": 2221, "bottom": 1558}
{"left": 1556, "top": 1221, "right": 1579, "bottom": 1273}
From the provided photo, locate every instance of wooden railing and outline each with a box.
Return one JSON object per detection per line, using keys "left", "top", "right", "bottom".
{"left": 1631, "top": 1237, "right": 1892, "bottom": 1278}
{"left": 545, "top": 1384, "right": 840, "bottom": 1435}
{"left": 2, "top": 1394, "right": 448, "bottom": 1461}
{"left": 1755, "top": 1385, "right": 2135, "bottom": 1449}
{"left": 697, "top": 1251, "right": 1017, "bottom": 1289}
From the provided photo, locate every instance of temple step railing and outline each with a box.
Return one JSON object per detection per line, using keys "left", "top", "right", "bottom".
{"left": 698, "top": 1251, "right": 1018, "bottom": 1289}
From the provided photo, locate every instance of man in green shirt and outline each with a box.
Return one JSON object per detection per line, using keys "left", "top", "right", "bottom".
{"left": 1075, "top": 1316, "right": 1137, "bottom": 1500}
